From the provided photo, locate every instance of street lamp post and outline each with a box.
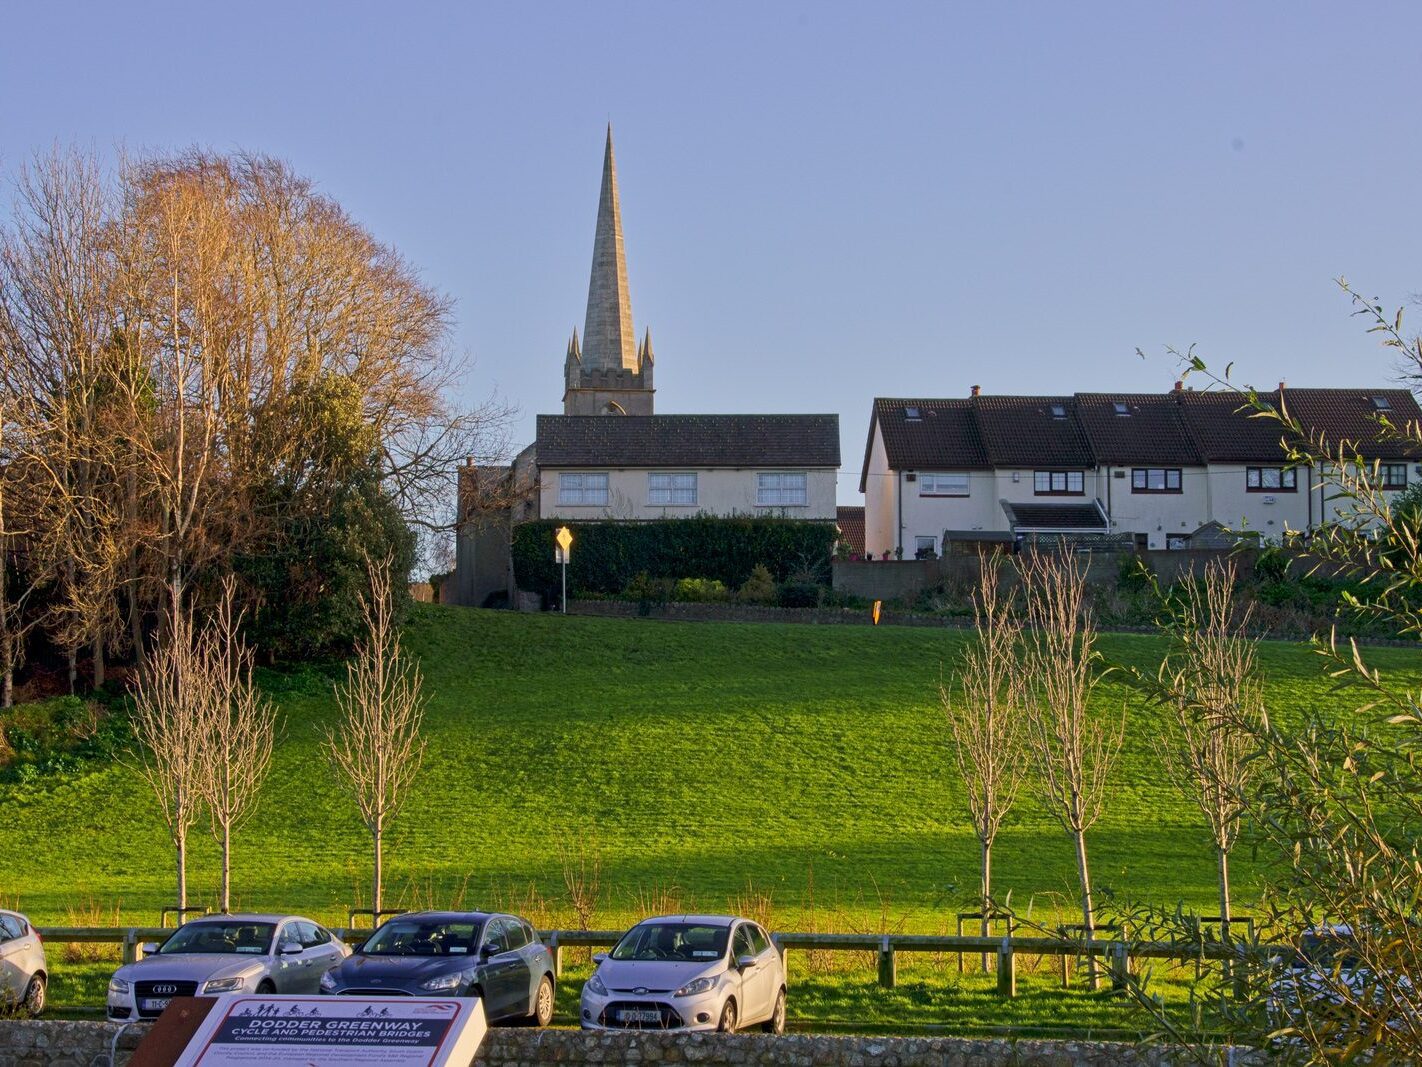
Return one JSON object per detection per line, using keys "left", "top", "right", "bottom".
{"left": 555, "top": 526, "right": 573, "bottom": 614}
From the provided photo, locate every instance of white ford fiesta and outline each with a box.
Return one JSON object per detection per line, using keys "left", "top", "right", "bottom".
{"left": 580, "top": 915, "right": 785, "bottom": 1033}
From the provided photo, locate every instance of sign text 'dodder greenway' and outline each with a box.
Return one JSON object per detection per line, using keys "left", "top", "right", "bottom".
{"left": 162, "top": 994, "right": 487, "bottom": 1066}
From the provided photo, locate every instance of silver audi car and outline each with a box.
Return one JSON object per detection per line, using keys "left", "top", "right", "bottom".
{"left": 580, "top": 915, "right": 786, "bottom": 1033}
{"left": 107, "top": 913, "right": 349, "bottom": 1021}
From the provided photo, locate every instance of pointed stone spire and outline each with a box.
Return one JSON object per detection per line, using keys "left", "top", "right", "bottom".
{"left": 639, "top": 327, "right": 654, "bottom": 366}
{"left": 581, "top": 125, "right": 637, "bottom": 373}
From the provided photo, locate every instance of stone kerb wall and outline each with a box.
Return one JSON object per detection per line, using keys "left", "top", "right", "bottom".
{"left": 0, "top": 1020, "right": 1255, "bottom": 1067}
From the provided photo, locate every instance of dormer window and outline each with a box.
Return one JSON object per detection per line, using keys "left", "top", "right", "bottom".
{"left": 1113, "top": 402, "right": 1130, "bottom": 416}
{"left": 1371, "top": 396, "right": 1392, "bottom": 411}
{"left": 1050, "top": 404, "right": 1066, "bottom": 419}
{"left": 904, "top": 406, "right": 921, "bottom": 420}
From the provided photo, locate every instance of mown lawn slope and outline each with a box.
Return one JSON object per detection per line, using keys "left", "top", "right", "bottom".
{"left": 3, "top": 604, "right": 1416, "bottom": 931}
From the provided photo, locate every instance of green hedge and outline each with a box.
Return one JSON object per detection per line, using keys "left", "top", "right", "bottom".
{"left": 512, "top": 518, "right": 837, "bottom": 600}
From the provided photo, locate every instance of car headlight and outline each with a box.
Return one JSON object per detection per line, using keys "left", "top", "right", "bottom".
{"left": 420, "top": 967, "right": 476, "bottom": 992}
{"left": 586, "top": 973, "right": 608, "bottom": 996}
{"left": 203, "top": 977, "right": 247, "bottom": 994}
{"left": 319, "top": 970, "right": 338, "bottom": 992}
{"left": 674, "top": 976, "right": 717, "bottom": 997}
{"left": 108, "top": 978, "right": 130, "bottom": 995}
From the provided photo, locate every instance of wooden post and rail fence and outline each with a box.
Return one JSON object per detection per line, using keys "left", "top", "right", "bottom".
{"left": 35, "top": 925, "right": 1264, "bottom": 1000}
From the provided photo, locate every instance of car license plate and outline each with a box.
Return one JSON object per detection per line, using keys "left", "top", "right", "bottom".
{"left": 617, "top": 1008, "right": 661, "bottom": 1024}
{"left": 140, "top": 997, "right": 171, "bottom": 1013}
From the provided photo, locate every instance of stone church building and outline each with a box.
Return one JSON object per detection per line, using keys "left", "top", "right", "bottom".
{"left": 449, "top": 130, "right": 840, "bottom": 607}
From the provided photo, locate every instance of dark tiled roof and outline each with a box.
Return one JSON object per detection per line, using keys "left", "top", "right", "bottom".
{"left": 1001, "top": 500, "right": 1109, "bottom": 531}
{"left": 861, "top": 387, "right": 1421, "bottom": 489}
{"left": 861, "top": 399, "right": 988, "bottom": 492}
{"left": 1076, "top": 393, "right": 1203, "bottom": 465}
{"left": 1279, "top": 388, "right": 1422, "bottom": 460}
{"left": 535, "top": 414, "right": 840, "bottom": 468}
{"left": 836, "top": 506, "right": 866, "bottom": 554}
{"left": 974, "top": 396, "right": 1096, "bottom": 468}
{"left": 1175, "top": 390, "right": 1295, "bottom": 463}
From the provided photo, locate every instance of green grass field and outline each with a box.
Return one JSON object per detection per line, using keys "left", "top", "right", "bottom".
{"left": 3, "top": 605, "right": 1416, "bottom": 1032}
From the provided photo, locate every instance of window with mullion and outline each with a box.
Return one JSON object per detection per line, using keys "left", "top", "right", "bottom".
{"left": 648, "top": 472, "right": 697, "bottom": 506}
{"left": 1131, "top": 467, "right": 1182, "bottom": 493}
{"left": 1246, "top": 466, "right": 1296, "bottom": 492}
{"left": 920, "top": 472, "right": 970, "bottom": 497}
{"left": 757, "top": 471, "right": 808, "bottom": 506}
{"left": 1033, "top": 470, "right": 1084, "bottom": 496}
{"left": 558, "top": 472, "right": 610, "bottom": 506}
{"left": 1381, "top": 463, "right": 1409, "bottom": 490}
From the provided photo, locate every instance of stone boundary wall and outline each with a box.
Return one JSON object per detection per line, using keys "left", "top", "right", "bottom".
{"left": 0, "top": 1021, "right": 1256, "bottom": 1067}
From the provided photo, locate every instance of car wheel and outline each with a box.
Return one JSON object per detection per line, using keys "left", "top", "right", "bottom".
{"left": 529, "top": 974, "right": 554, "bottom": 1027}
{"left": 256, "top": 980, "right": 276, "bottom": 994}
{"left": 23, "top": 975, "right": 46, "bottom": 1017}
{"left": 760, "top": 988, "right": 785, "bottom": 1034}
{"left": 717, "top": 997, "right": 737, "bottom": 1033}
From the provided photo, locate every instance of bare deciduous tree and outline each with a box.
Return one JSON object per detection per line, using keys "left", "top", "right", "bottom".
{"left": 940, "top": 550, "right": 1024, "bottom": 937}
{"left": 196, "top": 577, "right": 277, "bottom": 913}
{"left": 323, "top": 557, "right": 427, "bottom": 915}
{"left": 1017, "top": 547, "right": 1123, "bottom": 986}
{"left": 130, "top": 608, "right": 206, "bottom": 910}
{"left": 1157, "top": 560, "right": 1261, "bottom": 929}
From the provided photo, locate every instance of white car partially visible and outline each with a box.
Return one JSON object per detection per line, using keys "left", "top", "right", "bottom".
{"left": 0, "top": 909, "right": 47, "bottom": 1016}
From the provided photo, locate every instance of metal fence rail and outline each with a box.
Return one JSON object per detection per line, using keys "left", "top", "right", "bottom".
{"left": 39, "top": 925, "right": 1262, "bottom": 999}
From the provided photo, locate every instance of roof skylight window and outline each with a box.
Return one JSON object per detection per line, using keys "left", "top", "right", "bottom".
{"left": 1371, "top": 396, "right": 1392, "bottom": 411}
{"left": 1050, "top": 404, "right": 1066, "bottom": 418}
{"left": 904, "top": 406, "right": 921, "bottom": 420}
{"left": 1113, "top": 401, "right": 1130, "bottom": 416}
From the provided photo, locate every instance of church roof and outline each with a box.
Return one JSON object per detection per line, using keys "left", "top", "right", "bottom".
{"left": 536, "top": 414, "right": 841, "bottom": 468}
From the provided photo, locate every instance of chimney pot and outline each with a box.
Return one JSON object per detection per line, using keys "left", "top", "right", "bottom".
{"left": 1174, "top": 380, "right": 1183, "bottom": 392}
{"left": 1278, "top": 379, "right": 1287, "bottom": 391}
{"left": 970, "top": 385, "right": 981, "bottom": 397}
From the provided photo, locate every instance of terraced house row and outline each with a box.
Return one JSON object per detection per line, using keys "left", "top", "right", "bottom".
{"left": 857, "top": 384, "right": 1422, "bottom": 558}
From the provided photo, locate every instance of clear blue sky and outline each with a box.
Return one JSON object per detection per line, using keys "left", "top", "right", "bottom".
{"left": 4, "top": 2, "right": 1420, "bottom": 503}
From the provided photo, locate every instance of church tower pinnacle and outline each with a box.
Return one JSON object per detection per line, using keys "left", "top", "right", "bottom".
{"left": 563, "top": 126, "right": 655, "bottom": 415}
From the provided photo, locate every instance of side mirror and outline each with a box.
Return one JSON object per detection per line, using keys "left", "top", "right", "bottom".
{"left": 279, "top": 943, "right": 303, "bottom": 956}
{"left": 349, "top": 939, "right": 366, "bottom": 954}
{"left": 479, "top": 943, "right": 497, "bottom": 960}
{"left": 735, "top": 954, "right": 756, "bottom": 971}
{"left": 139, "top": 942, "right": 160, "bottom": 958}
{"left": 591, "top": 952, "right": 608, "bottom": 965}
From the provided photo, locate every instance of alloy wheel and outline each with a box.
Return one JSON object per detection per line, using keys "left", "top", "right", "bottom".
{"left": 25, "top": 976, "right": 45, "bottom": 1017}
{"left": 762, "top": 990, "right": 785, "bottom": 1035}
{"left": 535, "top": 976, "right": 554, "bottom": 1026}
{"left": 718, "top": 998, "right": 737, "bottom": 1033}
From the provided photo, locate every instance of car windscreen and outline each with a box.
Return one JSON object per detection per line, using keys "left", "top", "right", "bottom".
{"left": 611, "top": 923, "right": 729, "bottom": 962}
{"left": 160, "top": 922, "right": 276, "bottom": 955}
{"left": 362, "top": 920, "right": 483, "bottom": 957}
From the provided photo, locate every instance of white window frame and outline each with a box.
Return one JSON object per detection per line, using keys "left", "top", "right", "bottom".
{"left": 919, "top": 472, "right": 970, "bottom": 497}
{"left": 756, "top": 471, "right": 809, "bottom": 507}
{"left": 558, "top": 472, "right": 609, "bottom": 506}
{"left": 648, "top": 471, "right": 698, "bottom": 506}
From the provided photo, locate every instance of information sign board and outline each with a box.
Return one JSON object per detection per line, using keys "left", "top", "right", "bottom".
{"left": 169, "top": 994, "right": 486, "bottom": 1067}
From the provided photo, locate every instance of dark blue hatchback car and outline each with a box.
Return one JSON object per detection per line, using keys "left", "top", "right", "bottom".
{"left": 320, "top": 910, "right": 556, "bottom": 1025}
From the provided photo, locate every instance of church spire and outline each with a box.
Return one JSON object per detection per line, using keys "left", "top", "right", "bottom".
{"left": 581, "top": 125, "right": 637, "bottom": 373}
